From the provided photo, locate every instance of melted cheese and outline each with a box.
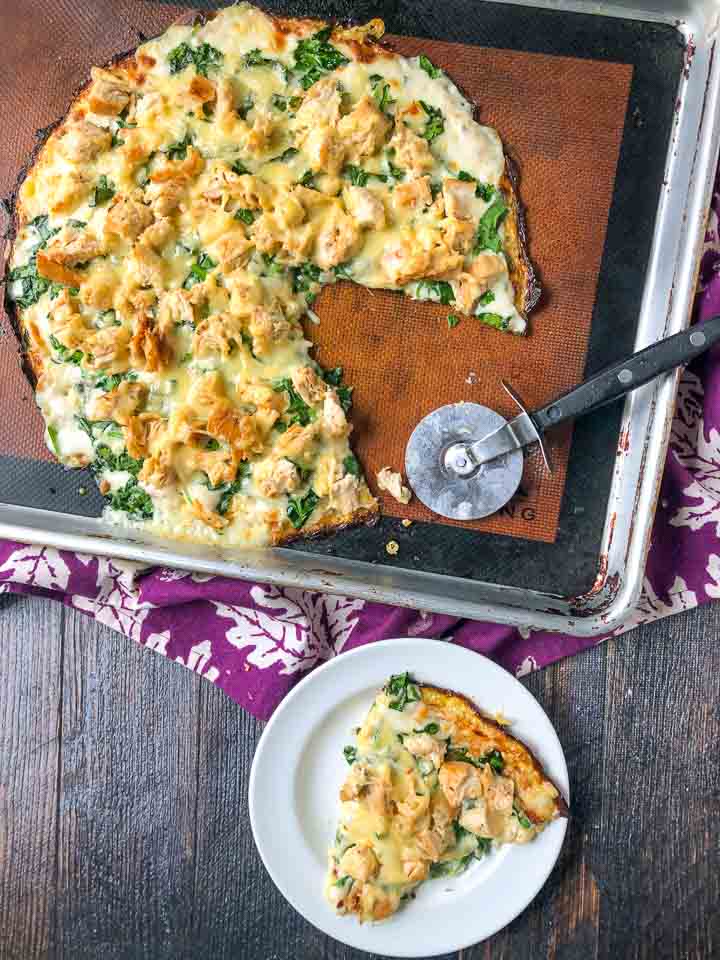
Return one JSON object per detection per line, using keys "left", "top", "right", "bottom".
{"left": 10, "top": 3, "right": 525, "bottom": 547}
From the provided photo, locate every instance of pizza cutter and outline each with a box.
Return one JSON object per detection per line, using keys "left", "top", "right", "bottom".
{"left": 405, "top": 314, "right": 720, "bottom": 521}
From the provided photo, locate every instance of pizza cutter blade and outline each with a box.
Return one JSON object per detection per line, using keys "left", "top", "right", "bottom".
{"left": 405, "top": 314, "right": 720, "bottom": 521}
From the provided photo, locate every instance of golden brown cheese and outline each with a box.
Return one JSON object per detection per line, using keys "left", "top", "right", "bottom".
{"left": 326, "top": 675, "right": 567, "bottom": 923}
{"left": 8, "top": 2, "right": 534, "bottom": 548}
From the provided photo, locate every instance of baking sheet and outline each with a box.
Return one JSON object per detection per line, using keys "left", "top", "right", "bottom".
{"left": 0, "top": 0, "right": 684, "bottom": 596}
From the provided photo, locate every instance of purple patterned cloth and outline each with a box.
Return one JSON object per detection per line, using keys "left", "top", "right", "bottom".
{"left": 2, "top": 184, "right": 720, "bottom": 720}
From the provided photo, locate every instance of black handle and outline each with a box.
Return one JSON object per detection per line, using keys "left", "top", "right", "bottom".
{"left": 533, "top": 315, "right": 720, "bottom": 434}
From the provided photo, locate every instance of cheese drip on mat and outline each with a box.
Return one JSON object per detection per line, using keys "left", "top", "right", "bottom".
{"left": 9, "top": 2, "right": 523, "bottom": 547}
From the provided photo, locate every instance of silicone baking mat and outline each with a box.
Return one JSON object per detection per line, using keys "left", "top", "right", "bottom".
{"left": 0, "top": 1, "right": 684, "bottom": 595}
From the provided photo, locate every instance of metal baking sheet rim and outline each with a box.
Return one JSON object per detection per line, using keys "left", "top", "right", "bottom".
{"left": 0, "top": 0, "right": 718, "bottom": 638}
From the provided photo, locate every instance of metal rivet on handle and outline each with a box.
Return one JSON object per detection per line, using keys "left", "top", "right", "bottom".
{"left": 690, "top": 331, "right": 706, "bottom": 347}
{"left": 618, "top": 368, "right": 633, "bottom": 385}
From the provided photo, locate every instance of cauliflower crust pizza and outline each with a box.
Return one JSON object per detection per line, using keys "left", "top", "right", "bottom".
{"left": 326, "top": 673, "right": 567, "bottom": 922}
{"left": 6, "top": 3, "right": 538, "bottom": 548}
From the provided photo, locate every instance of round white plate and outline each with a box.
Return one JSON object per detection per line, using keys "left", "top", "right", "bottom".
{"left": 249, "top": 638, "right": 569, "bottom": 958}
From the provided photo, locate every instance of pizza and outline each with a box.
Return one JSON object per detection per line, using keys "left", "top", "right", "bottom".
{"left": 6, "top": 2, "right": 537, "bottom": 547}
{"left": 326, "top": 674, "right": 567, "bottom": 922}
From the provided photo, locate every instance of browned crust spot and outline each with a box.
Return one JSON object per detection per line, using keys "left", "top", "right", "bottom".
{"left": 419, "top": 682, "right": 569, "bottom": 821}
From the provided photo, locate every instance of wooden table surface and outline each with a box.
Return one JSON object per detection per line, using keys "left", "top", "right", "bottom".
{"left": 0, "top": 592, "right": 718, "bottom": 960}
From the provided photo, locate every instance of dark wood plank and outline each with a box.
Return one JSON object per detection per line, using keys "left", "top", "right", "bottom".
{"left": 53, "top": 605, "right": 201, "bottom": 960}
{"left": 2, "top": 590, "right": 720, "bottom": 960}
{"left": 0, "top": 595, "right": 63, "bottom": 960}
{"left": 595, "top": 604, "right": 720, "bottom": 960}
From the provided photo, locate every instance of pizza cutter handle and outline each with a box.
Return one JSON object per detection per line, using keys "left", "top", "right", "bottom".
{"left": 532, "top": 315, "right": 720, "bottom": 433}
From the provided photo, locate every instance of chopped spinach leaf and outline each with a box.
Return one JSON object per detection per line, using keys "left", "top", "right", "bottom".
{"left": 384, "top": 672, "right": 421, "bottom": 711}
{"left": 369, "top": 74, "right": 395, "bottom": 112}
{"left": 385, "top": 148, "right": 405, "bottom": 181}
{"left": 89, "top": 174, "right": 116, "bottom": 208}
{"left": 7, "top": 260, "right": 53, "bottom": 309}
{"left": 106, "top": 477, "right": 153, "bottom": 520}
{"left": 333, "top": 262, "right": 353, "bottom": 280}
{"left": 320, "top": 366, "right": 353, "bottom": 412}
{"left": 415, "top": 722, "right": 439, "bottom": 735}
{"left": 271, "top": 93, "right": 302, "bottom": 112}
{"left": 513, "top": 803, "right": 532, "bottom": 829}
{"left": 478, "top": 312, "right": 510, "bottom": 331}
{"left": 473, "top": 198, "right": 507, "bottom": 254}
{"left": 419, "top": 54, "right": 441, "bottom": 79}
{"left": 457, "top": 170, "right": 495, "bottom": 201}
{"left": 93, "top": 443, "right": 143, "bottom": 476}
{"left": 343, "top": 454, "right": 360, "bottom": 477}
{"left": 343, "top": 164, "right": 387, "bottom": 188}
{"left": 270, "top": 146, "right": 299, "bottom": 163}
{"left": 478, "top": 290, "right": 495, "bottom": 307}
{"left": 272, "top": 377, "right": 316, "bottom": 427}
{"left": 231, "top": 159, "right": 251, "bottom": 176}
{"left": 47, "top": 424, "right": 60, "bottom": 456}
{"left": 93, "top": 370, "right": 137, "bottom": 393}
{"left": 416, "top": 279, "right": 454, "bottom": 306}
{"left": 429, "top": 854, "right": 474, "bottom": 878}
{"left": 343, "top": 745, "right": 357, "bottom": 765}
{"left": 166, "top": 132, "right": 193, "bottom": 162}
{"left": 243, "top": 49, "right": 290, "bottom": 81}
{"left": 322, "top": 367, "right": 343, "bottom": 387}
{"left": 447, "top": 313, "right": 461, "bottom": 329}
{"left": 236, "top": 94, "right": 254, "bottom": 121}
{"left": 216, "top": 464, "right": 251, "bottom": 516}
{"left": 183, "top": 251, "right": 217, "bottom": 289}
{"left": 168, "top": 41, "right": 223, "bottom": 77}
{"left": 49, "top": 334, "right": 83, "bottom": 365}
{"left": 298, "top": 169, "right": 315, "bottom": 188}
{"left": 293, "top": 27, "right": 349, "bottom": 89}
{"left": 29, "top": 214, "right": 60, "bottom": 248}
{"left": 291, "top": 262, "right": 322, "bottom": 300}
{"left": 287, "top": 488, "right": 319, "bottom": 529}
{"left": 261, "top": 253, "right": 286, "bottom": 277}
{"left": 419, "top": 100, "right": 444, "bottom": 142}
{"left": 234, "top": 208, "right": 256, "bottom": 225}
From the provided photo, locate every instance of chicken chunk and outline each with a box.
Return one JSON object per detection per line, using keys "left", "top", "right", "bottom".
{"left": 437, "top": 761, "right": 482, "bottom": 813}
{"left": 443, "top": 217, "right": 475, "bottom": 254}
{"left": 337, "top": 95, "right": 391, "bottom": 163}
{"left": 303, "top": 125, "right": 345, "bottom": 177}
{"left": 144, "top": 179, "right": 187, "bottom": 217}
{"left": 88, "top": 380, "right": 148, "bottom": 426}
{"left": 248, "top": 304, "right": 293, "bottom": 356}
{"left": 382, "top": 232, "right": 431, "bottom": 286}
{"left": 376, "top": 467, "right": 411, "bottom": 504}
{"left": 442, "top": 178, "right": 476, "bottom": 220}
{"left": 192, "top": 312, "right": 243, "bottom": 359}
{"left": 129, "top": 315, "right": 169, "bottom": 372}
{"left": 338, "top": 845, "right": 379, "bottom": 883}
{"left": 137, "top": 217, "right": 174, "bottom": 252}
{"left": 470, "top": 253, "right": 505, "bottom": 284}
{"left": 127, "top": 244, "right": 165, "bottom": 292}
{"left": 292, "top": 77, "right": 342, "bottom": 140}
{"left": 138, "top": 451, "right": 175, "bottom": 492}
{"left": 58, "top": 119, "right": 112, "bottom": 163}
{"left": 393, "top": 176, "right": 432, "bottom": 212}
{"left": 387, "top": 123, "right": 434, "bottom": 176}
{"left": 104, "top": 193, "right": 154, "bottom": 242}
{"left": 322, "top": 392, "right": 349, "bottom": 438}
{"left": 253, "top": 457, "right": 301, "bottom": 498}
{"left": 206, "top": 400, "right": 263, "bottom": 458}
{"left": 213, "top": 230, "right": 253, "bottom": 272}
{"left": 87, "top": 67, "right": 132, "bottom": 116}
{"left": 40, "top": 224, "right": 103, "bottom": 267}
{"left": 314, "top": 207, "right": 360, "bottom": 270}
{"left": 328, "top": 474, "right": 361, "bottom": 514}
{"left": 403, "top": 732, "right": 445, "bottom": 768}
{"left": 342, "top": 186, "right": 385, "bottom": 229}
{"left": 291, "top": 366, "right": 327, "bottom": 406}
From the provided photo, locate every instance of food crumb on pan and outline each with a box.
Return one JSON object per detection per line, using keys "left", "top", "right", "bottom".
{"left": 401, "top": 518, "right": 413, "bottom": 528}
{"left": 385, "top": 540, "right": 400, "bottom": 556}
{"left": 377, "top": 467, "right": 412, "bottom": 504}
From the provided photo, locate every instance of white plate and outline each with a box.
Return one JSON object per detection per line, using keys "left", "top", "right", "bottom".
{"left": 249, "top": 638, "right": 569, "bottom": 958}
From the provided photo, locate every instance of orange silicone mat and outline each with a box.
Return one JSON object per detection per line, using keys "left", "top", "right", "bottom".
{"left": 0, "top": 3, "right": 632, "bottom": 544}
